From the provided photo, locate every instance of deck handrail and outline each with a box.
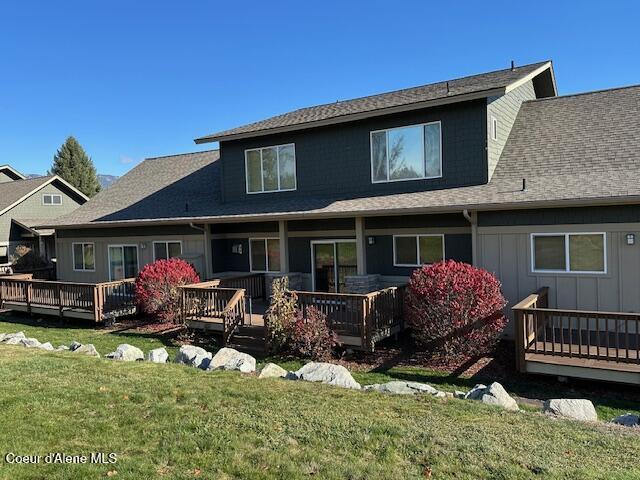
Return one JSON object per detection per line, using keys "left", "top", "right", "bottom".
{"left": 222, "top": 288, "right": 246, "bottom": 344}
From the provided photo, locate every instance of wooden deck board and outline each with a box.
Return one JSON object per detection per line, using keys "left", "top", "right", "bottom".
{"left": 528, "top": 340, "right": 640, "bottom": 362}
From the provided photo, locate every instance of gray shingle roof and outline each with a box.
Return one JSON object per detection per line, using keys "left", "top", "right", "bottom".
{"left": 48, "top": 85, "right": 640, "bottom": 228}
{"left": 195, "top": 61, "right": 552, "bottom": 143}
{"left": 0, "top": 176, "right": 54, "bottom": 213}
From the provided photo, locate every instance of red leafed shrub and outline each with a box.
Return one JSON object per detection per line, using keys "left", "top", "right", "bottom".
{"left": 134, "top": 258, "right": 200, "bottom": 323}
{"left": 290, "top": 306, "right": 340, "bottom": 361}
{"left": 405, "top": 260, "right": 507, "bottom": 359}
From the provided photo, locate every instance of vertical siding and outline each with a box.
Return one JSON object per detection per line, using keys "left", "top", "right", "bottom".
{"left": 486, "top": 80, "right": 536, "bottom": 180}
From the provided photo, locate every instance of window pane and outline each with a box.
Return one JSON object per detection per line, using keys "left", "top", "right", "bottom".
{"left": 419, "top": 236, "right": 443, "bottom": 264}
{"left": 569, "top": 234, "right": 605, "bottom": 272}
{"left": 123, "top": 246, "right": 138, "bottom": 278}
{"left": 0, "top": 245, "right": 7, "bottom": 264}
{"left": 371, "top": 131, "right": 388, "bottom": 181}
{"left": 154, "top": 242, "right": 168, "bottom": 260}
{"left": 267, "top": 239, "right": 280, "bottom": 272}
{"left": 73, "top": 244, "right": 84, "bottom": 270}
{"left": 43, "top": 195, "right": 52, "bottom": 205}
{"left": 262, "top": 147, "right": 279, "bottom": 191}
{"left": 84, "top": 244, "right": 95, "bottom": 270}
{"left": 424, "top": 123, "right": 441, "bottom": 177}
{"left": 52, "top": 195, "right": 62, "bottom": 205}
{"left": 388, "top": 126, "right": 424, "bottom": 180}
{"left": 246, "top": 150, "right": 262, "bottom": 192}
{"left": 395, "top": 236, "right": 418, "bottom": 265}
{"left": 534, "top": 236, "right": 566, "bottom": 271}
{"left": 168, "top": 242, "right": 182, "bottom": 258}
{"left": 109, "top": 247, "right": 124, "bottom": 280}
{"left": 251, "top": 239, "right": 267, "bottom": 271}
{"left": 278, "top": 145, "right": 296, "bottom": 190}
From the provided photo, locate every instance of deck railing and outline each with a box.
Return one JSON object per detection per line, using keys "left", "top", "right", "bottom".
{"left": 0, "top": 277, "right": 135, "bottom": 322}
{"left": 513, "top": 287, "right": 640, "bottom": 371}
{"left": 217, "top": 273, "right": 265, "bottom": 300}
{"left": 294, "top": 285, "right": 406, "bottom": 350}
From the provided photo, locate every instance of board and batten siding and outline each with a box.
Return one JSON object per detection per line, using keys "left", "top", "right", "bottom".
{"left": 478, "top": 223, "right": 640, "bottom": 337}
{"left": 486, "top": 80, "right": 536, "bottom": 180}
{"left": 56, "top": 233, "right": 205, "bottom": 283}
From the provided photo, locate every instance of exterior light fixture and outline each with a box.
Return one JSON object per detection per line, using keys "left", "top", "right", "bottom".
{"left": 626, "top": 233, "right": 635, "bottom": 245}
{"left": 367, "top": 236, "right": 375, "bottom": 246}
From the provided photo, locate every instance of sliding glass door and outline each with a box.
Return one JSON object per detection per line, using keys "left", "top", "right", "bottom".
{"left": 108, "top": 245, "right": 139, "bottom": 280}
{"left": 312, "top": 240, "right": 357, "bottom": 293}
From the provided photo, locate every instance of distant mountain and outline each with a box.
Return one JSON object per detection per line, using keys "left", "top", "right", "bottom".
{"left": 26, "top": 173, "right": 119, "bottom": 190}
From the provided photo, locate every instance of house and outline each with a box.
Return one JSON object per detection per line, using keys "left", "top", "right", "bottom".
{"left": 0, "top": 165, "right": 88, "bottom": 268}
{"left": 45, "top": 61, "right": 640, "bottom": 350}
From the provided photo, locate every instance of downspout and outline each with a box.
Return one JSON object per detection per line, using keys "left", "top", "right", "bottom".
{"left": 189, "top": 223, "right": 212, "bottom": 279}
{"left": 463, "top": 209, "right": 478, "bottom": 266}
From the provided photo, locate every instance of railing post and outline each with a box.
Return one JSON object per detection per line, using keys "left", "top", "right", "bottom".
{"left": 26, "top": 281, "right": 32, "bottom": 316}
{"left": 514, "top": 308, "right": 526, "bottom": 373}
{"left": 92, "top": 285, "right": 101, "bottom": 323}
{"left": 58, "top": 283, "right": 64, "bottom": 318}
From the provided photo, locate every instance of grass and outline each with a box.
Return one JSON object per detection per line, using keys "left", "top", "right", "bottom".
{"left": 1, "top": 312, "right": 640, "bottom": 478}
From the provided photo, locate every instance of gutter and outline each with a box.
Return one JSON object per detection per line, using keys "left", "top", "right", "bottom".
{"left": 463, "top": 209, "right": 478, "bottom": 266}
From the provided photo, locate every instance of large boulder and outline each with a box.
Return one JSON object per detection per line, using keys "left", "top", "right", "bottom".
{"left": 106, "top": 344, "right": 144, "bottom": 362}
{"left": 147, "top": 347, "right": 169, "bottom": 364}
{"left": 364, "top": 381, "right": 440, "bottom": 395}
{"left": 208, "top": 348, "right": 256, "bottom": 373}
{"left": 19, "top": 337, "right": 41, "bottom": 348}
{"left": 295, "top": 362, "right": 361, "bottom": 390}
{"left": 1, "top": 332, "right": 26, "bottom": 345}
{"left": 38, "top": 342, "right": 54, "bottom": 351}
{"left": 611, "top": 413, "right": 640, "bottom": 427}
{"left": 543, "top": 399, "right": 598, "bottom": 422}
{"left": 258, "top": 363, "right": 292, "bottom": 379}
{"left": 465, "top": 382, "right": 519, "bottom": 411}
{"left": 69, "top": 341, "right": 82, "bottom": 351}
{"left": 174, "top": 345, "right": 212, "bottom": 370}
{"left": 72, "top": 344, "right": 100, "bottom": 357}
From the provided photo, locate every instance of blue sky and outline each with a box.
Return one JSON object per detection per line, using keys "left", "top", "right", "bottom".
{"left": 1, "top": 0, "right": 638, "bottom": 176}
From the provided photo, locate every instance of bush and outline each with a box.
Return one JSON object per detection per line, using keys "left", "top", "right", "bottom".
{"left": 134, "top": 258, "right": 200, "bottom": 323}
{"left": 264, "top": 277, "right": 297, "bottom": 352}
{"left": 405, "top": 260, "right": 507, "bottom": 360}
{"left": 290, "top": 306, "right": 340, "bottom": 361}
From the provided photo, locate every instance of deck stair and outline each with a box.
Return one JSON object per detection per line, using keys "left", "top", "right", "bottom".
{"left": 226, "top": 324, "right": 267, "bottom": 356}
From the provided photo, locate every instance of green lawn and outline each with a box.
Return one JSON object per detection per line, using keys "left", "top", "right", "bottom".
{"left": 1, "top": 312, "right": 640, "bottom": 479}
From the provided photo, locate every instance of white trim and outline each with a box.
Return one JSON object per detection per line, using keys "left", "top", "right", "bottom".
{"left": 0, "top": 165, "right": 26, "bottom": 180}
{"left": 244, "top": 143, "right": 297, "bottom": 194}
{"left": 310, "top": 239, "right": 357, "bottom": 292}
{"left": 491, "top": 115, "right": 498, "bottom": 141}
{"left": 504, "top": 61, "right": 555, "bottom": 95}
{"left": 72, "top": 242, "right": 96, "bottom": 272}
{"left": 370, "top": 121, "right": 442, "bottom": 184}
{"left": 152, "top": 240, "right": 183, "bottom": 261}
{"left": 248, "top": 237, "right": 281, "bottom": 273}
{"left": 530, "top": 232, "right": 607, "bottom": 274}
{"left": 107, "top": 244, "right": 140, "bottom": 281}
{"left": 392, "top": 234, "right": 445, "bottom": 267}
{"left": 42, "top": 193, "right": 63, "bottom": 206}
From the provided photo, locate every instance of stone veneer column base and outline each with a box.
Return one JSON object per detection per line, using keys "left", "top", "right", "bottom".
{"left": 344, "top": 274, "right": 381, "bottom": 294}
{"left": 264, "top": 272, "right": 303, "bottom": 298}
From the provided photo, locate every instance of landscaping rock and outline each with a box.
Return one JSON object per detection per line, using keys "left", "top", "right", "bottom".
{"left": 543, "top": 399, "right": 598, "bottom": 422}
{"left": 38, "top": 342, "right": 54, "bottom": 351}
{"left": 364, "top": 381, "right": 439, "bottom": 395}
{"left": 454, "top": 390, "right": 467, "bottom": 399}
{"left": 464, "top": 382, "right": 519, "bottom": 411}
{"left": 208, "top": 348, "right": 256, "bottom": 373}
{"left": 0, "top": 333, "right": 5, "bottom": 342}
{"left": 56, "top": 345, "right": 69, "bottom": 351}
{"left": 1, "top": 332, "right": 25, "bottom": 344}
{"left": 106, "top": 344, "right": 144, "bottom": 362}
{"left": 611, "top": 413, "right": 640, "bottom": 427}
{"left": 294, "top": 362, "right": 361, "bottom": 390}
{"left": 69, "top": 341, "right": 82, "bottom": 351}
{"left": 72, "top": 344, "right": 100, "bottom": 357}
{"left": 147, "top": 347, "right": 169, "bottom": 363}
{"left": 174, "top": 345, "right": 212, "bottom": 370}
{"left": 258, "top": 363, "right": 291, "bottom": 379}
{"left": 20, "top": 337, "right": 41, "bottom": 348}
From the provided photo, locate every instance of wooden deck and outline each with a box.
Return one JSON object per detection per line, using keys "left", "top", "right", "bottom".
{"left": 513, "top": 287, "right": 640, "bottom": 385}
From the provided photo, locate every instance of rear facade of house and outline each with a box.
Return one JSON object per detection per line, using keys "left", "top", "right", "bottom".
{"left": 50, "top": 61, "right": 640, "bottom": 341}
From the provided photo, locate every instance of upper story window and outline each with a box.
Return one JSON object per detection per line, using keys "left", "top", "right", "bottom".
{"left": 43, "top": 193, "right": 63, "bottom": 205}
{"left": 371, "top": 121, "right": 442, "bottom": 183}
{"left": 531, "top": 233, "right": 606, "bottom": 274}
{"left": 245, "top": 144, "right": 296, "bottom": 194}
{"left": 153, "top": 241, "right": 182, "bottom": 261}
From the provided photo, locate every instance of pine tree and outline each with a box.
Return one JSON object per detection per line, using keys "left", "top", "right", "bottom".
{"left": 50, "top": 136, "right": 101, "bottom": 197}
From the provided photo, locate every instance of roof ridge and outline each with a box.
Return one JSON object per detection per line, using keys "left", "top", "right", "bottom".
{"left": 145, "top": 149, "right": 220, "bottom": 161}
{"left": 525, "top": 83, "right": 640, "bottom": 103}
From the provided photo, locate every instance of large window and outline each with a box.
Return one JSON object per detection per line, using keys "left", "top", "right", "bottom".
{"left": 371, "top": 121, "right": 442, "bottom": 183}
{"left": 249, "top": 238, "right": 280, "bottom": 272}
{"left": 42, "top": 193, "right": 62, "bottom": 205}
{"left": 531, "top": 233, "right": 606, "bottom": 274}
{"left": 108, "top": 245, "right": 139, "bottom": 280}
{"left": 393, "top": 234, "right": 445, "bottom": 267}
{"left": 245, "top": 144, "right": 296, "bottom": 193}
{"left": 72, "top": 242, "right": 95, "bottom": 271}
{"left": 153, "top": 241, "right": 182, "bottom": 261}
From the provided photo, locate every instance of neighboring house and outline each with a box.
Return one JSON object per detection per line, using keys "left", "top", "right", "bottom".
{"left": 46, "top": 60, "right": 640, "bottom": 336}
{"left": 0, "top": 165, "right": 88, "bottom": 267}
